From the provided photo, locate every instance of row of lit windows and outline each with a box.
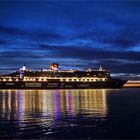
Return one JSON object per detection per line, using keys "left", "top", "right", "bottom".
{"left": 23, "top": 77, "right": 106, "bottom": 81}
{"left": 0, "top": 78, "right": 19, "bottom": 81}
{"left": 60, "top": 78, "right": 106, "bottom": 82}
{"left": 0, "top": 77, "right": 106, "bottom": 82}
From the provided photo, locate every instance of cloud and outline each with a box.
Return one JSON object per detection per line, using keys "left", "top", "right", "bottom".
{"left": 0, "top": 25, "right": 65, "bottom": 44}
{"left": 0, "top": 1, "right": 140, "bottom": 77}
{"left": 0, "top": 39, "right": 9, "bottom": 45}
{"left": 0, "top": 50, "right": 42, "bottom": 58}
{"left": 0, "top": 25, "right": 27, "bottom": 36}
{"left": 100, "top": 27, "right": 140, "bottom": 48}
{"left": 37, "top": 44, "right": 140, "bottom": 61}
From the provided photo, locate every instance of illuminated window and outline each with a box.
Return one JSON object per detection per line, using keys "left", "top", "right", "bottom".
{"left": 15, "top": 79, "right": 18, "bottom": 81}
{"left": 3, "top": 79, "right": 6, "bottom": 81}
{"left": 66, "top": 79, "right": 69, "bottom": 82}
{"left": 23, "top": 78, "right": 26, "bottom": 81}
{"left": 102, "top": 78, "right": 105, "bottom": 81}
{"left": 8, "top": 79, "right": 12, "bottom": 81}
{"left": 93, "top": 79, "right": 96, "bottom": 81}
{"left": 71, "top": 79, "right": 74, "bottom": 81}
{"left": 76, "top": 79, "right": 79, "bottom": 82}
{"left": 39, "top": 79, "right": 42, "bottom": 81}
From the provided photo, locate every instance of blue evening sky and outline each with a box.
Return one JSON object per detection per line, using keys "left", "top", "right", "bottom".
{"left": 0, "top": 1, "right": 140, "bottom": 79}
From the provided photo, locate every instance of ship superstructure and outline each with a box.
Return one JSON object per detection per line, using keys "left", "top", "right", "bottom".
{"left": 0, "top": 63, "right": 127, "bottom": 89}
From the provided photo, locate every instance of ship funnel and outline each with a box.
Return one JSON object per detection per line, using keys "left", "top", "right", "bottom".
{"left": 50, "top": 63, "right": 59, "bottom": 71}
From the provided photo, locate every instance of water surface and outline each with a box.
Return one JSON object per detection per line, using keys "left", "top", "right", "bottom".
{"left": 0, "top": 88, "right": 140, "bottom": 139}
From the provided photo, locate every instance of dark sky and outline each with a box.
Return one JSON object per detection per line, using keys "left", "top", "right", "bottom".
{"left": 0, "top": 1, "right": 140, "bottom": 79}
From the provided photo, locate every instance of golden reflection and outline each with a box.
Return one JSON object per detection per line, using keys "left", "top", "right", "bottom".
{"left": 0, "top": 89, "right": 108, "bottom": 126}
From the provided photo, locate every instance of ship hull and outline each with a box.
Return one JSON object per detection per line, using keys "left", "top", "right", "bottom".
{"left": 0, "top": 80, "right": 127, "bottom": 89}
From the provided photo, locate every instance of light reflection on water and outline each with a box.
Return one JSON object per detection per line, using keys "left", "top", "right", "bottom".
{"left": 1, "top": 89, "right": 107, "bottom": 119}
{"left": 1, "top": 88, "right": 140, "bottom": 139}
{"left": 0, "top": 89, "right": 108, "bottom": 138}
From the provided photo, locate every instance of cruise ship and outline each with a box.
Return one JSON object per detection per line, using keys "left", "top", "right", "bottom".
{"left": 0, "top": 63, "right": 127, "bottom": 89}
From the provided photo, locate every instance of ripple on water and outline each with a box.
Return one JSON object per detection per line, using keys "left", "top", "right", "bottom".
{"left": 0, "top": 89, "right": 140, "bottom": 139}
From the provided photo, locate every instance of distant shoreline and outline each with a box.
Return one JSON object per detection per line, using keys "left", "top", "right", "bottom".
{"left": 123, "top": 83, "right": 140, "bottom": 88}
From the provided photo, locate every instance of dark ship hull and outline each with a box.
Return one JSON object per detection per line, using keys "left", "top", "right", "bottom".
{"left": 0, "top": 79, "right": 127, "bottom": 89}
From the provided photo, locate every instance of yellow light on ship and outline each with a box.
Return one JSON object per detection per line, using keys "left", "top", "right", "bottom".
{"left": 15, "top": 79, "right": 18, "bottom": 81}
{"left": 76, "top": 79, "right": 79, "bottom": 82}
{"left": 71, "top": 79, "right": 74, "bottom": 81}
{"left": 66, "top": 79, "right": 69, "bottom": 82}
{"left": 102, "top": 78, "right": 105, "bottom": 81}
{"left": 8, "top": 78, "right": 12, "bottom": 81}
{"left": 32, "top": 78, "right": 35, "bottom": 81}
{"left": 23, "top": 78, "right": 26, "bottom": 81}
{"left": 30, "top": 78, "right": 33, "bottom": 81}
{"left": 3, "top": 79, "right": 6, "bottom": 81}
{"left": 93, "top": 79, "right": 96, "bottom": 81}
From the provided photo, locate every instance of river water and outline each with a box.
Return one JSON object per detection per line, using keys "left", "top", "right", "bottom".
{"left": 0, "top": 88, "right": 140, "bottom": 139}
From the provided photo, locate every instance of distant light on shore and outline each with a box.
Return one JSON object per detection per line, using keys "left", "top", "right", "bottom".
{"left": 124, "top": 80, "right": 140, "bottom": 87}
